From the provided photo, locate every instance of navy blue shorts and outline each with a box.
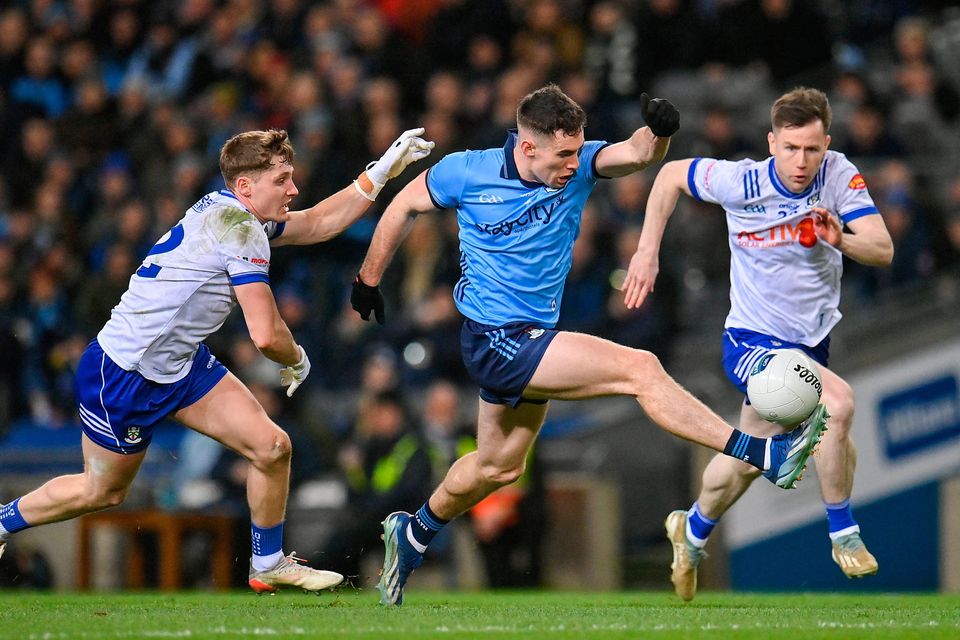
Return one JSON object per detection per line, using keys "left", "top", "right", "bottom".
{"left": 75, "top": 339, "right": 228, "bottom": 454}
{"left": 460, "top": 319, "right": 559, "bottom": 408}
{"left": 722, "top": 327, "right": 829, "bottom": 395}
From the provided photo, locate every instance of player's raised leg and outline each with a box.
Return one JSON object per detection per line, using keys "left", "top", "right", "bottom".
{"left": 525, "top": 332, "right": 825, "bottom": 486}
{"left": 815, "top": 367, "right": 877, "bottom": 577}
{"left": 378, "top": 399, "right": 546, "bottom": 605}
{"left": 174, "top": 373, "right": 342, "bottom": 593}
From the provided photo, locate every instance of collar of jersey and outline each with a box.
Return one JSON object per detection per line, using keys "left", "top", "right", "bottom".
{"left": 218, "top": 189, "right": 250, "bottom": 211}
{"left": 767, "top": 158, "right": 823, "bottom": 200}
{"left": 501, "top": 130, "right": 545, "bottom": 189}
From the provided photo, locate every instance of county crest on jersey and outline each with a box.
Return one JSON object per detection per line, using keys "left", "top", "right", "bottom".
{"left": 688, "top": 150, "right": 879, "bottom": 346}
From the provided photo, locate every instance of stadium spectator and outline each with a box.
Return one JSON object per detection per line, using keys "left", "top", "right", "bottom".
{"left": 625, "top": 87, "right": 892, "bottom": 600}
{"left": 352, "top": 83, "right": 827, "bottom": 606}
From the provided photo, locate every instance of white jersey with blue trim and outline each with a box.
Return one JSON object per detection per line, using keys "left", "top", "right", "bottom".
{"left": 98, "top": 190, "right": 284, "bottom": 383}
{"left": 688, "top": 150, "right": 879, "bottom": 346}
{"left": 426, "top": 131, "right": 608, "bottom": 327}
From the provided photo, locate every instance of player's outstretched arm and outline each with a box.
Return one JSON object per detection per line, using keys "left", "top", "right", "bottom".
{"left": 813, "top": 207, "right": 894, "bottom": 266}
{"left": 275, "top": 128, "right": 434, "bottom": 246}
{"left": 622, "top": 158, "right": 694, "bottom": 309}
{"left": 352, "top": 171, "right": 438, "bottom": 324}
{"left": 596, "top": 93, "right": 680, "bottom": 178}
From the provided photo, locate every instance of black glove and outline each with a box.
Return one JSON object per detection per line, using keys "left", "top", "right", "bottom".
{"left": 640, "top": 92, "right": 680, "bottom": 138}
{"left": 351, "top": 274, "right": 385, "bottom": 324}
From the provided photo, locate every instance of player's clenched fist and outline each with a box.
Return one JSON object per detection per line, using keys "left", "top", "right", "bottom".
{"left": 640, "top": 92, "right": 680, "bottom": 138}
{"left": 351, "top": 274, "right": 385, "bottom": 324}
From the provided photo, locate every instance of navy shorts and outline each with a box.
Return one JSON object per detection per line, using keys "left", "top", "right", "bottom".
{"left": 75, "top": 339, "right": 228, "bottom": 454}
{"left": 460, "top": 319, "right": 559, "bottom": 408}
{"left": 722, "top": 327, "right": 829, "bottom": 395}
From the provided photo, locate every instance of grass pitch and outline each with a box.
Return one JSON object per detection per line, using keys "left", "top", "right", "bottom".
{"left": 1, "top": 590, "right": 957, "bottom": 639}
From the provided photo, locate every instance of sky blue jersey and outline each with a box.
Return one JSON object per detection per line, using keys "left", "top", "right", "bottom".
{"left": 426, "top": 131, "right": 609, "bottom": 327}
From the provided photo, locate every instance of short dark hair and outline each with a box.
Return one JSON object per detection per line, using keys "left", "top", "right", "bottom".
{"left": 219, "top": 129, "right": 295, "bottom": 188}
{"left": 771, "top": 87, "right": 832, "bottom": 133}
{"left": 516, "top": 83, "right": 586, "bottom": 137}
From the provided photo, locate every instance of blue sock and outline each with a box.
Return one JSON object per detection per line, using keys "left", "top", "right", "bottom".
{"left": 686, "top": 502, "right": 717, "bottom": 547}
{"left": 825, "top": 499, "right": 858, "bottom": 537}
{"left": 408, "top": 503, "right": 447, "bottom": 551}
{"left": 723, "top": 429, "right": 767, "bottom": 471}
{"left": 251, "top": 521, "right": 284, "bottom": 569}
{"left": 0, "top": 498, "right": 31, "bottom": 535}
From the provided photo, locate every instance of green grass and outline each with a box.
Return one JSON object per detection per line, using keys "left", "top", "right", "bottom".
{"left": 0, "top": 590, "right": 958, "bottom": 639}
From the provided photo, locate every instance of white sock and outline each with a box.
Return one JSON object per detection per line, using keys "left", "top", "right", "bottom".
{"left": 252, "top": 550, "right": 285, "bottom": 571}
{"left": 829, "top": 525, "right": 860, "bottom": 541}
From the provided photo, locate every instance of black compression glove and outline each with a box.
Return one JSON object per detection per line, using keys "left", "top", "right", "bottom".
{"left": 351, "top": 274, "right": 385, "bottom": 324}
{"left": 640, "top": 92, "right": 680, "bottom": 138}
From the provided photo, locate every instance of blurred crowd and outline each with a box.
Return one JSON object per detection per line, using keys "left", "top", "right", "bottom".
{"left": 2, "top": 0, "right": 960, "bottom": 584}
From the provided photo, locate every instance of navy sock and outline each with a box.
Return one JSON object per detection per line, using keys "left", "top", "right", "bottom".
{"left": 408, "top": 503, "right": 448, "bottom": 551}
{"left": 825, "top": 499, "right": 858, "bottom": 536}
{"left": 723, "top": 429, "right": 767, "bottom": 471}
{"left": 0, "top": 498, "right": 30, "bottom": 535}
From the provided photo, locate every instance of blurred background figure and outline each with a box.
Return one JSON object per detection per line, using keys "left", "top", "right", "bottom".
{"left": 314, "top": 390, "right": 432, "bottom": 583}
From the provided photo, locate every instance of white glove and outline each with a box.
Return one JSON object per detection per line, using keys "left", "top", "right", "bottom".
{"left": 360, "top": 127, "right": 435, "bottom": 200}
{"left": 279, "top": 345, "right": 311, "bottom": 397}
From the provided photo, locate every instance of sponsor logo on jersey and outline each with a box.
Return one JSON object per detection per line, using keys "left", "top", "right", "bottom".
{"left": 474, "top": 195, "right": 564, "bottom": 236}
{"left": 848, "top": 174, "right": 866, "bottom": 190}
{"left": 124, "top": 426, "right": 142, "bottom": 445}
{"left": 736, "top": 216, "right": 817, "bottom": 249}
{"left": 239, "top": 256, "right": 270, "bottom": 266}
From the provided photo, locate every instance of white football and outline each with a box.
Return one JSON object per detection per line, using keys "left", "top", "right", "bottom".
{"left": 746, "top": 349, "right": 823, "bottom": 426}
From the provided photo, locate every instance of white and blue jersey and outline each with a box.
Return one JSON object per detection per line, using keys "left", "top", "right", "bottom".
{"left": 97, "top": 190, "right": 284, "bottom": 383}
{"left": 78, "top": 191, "right": 285, "bottom": 452}
{"left": 688, "top": 150, "right": 879, "bottom": 347}
{"left": 426, "top": 131, "right": 609, "bottom": 327}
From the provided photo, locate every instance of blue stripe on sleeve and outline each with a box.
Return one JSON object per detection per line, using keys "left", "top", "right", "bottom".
{"left": 230, "top": 272, "right": 270, "bottom": 286}
{"left": 688, "top": 158, "right": 703, "bottom": 201}
{"left": 839, "top": 206, "right": 879, "bottom": 224}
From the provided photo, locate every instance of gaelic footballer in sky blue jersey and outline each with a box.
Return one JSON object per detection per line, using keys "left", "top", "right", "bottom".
{"left": 426, "top": 131, "right": 608, "bottom": 327}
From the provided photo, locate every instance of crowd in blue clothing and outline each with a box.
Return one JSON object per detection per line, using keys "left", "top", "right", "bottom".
{"left": 1, "top": 0, "right": 960, "bottom": 438}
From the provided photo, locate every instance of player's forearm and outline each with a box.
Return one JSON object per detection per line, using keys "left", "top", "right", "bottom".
{"left": 254, "top": 321, "right": 300, "bottom": 366}
{"left": 293, "top": 180, "right": 375, "bottom": 244}
{"left": 601, "top": 129, "right": 671, "bottom": 177}
{"left": 637, "top": 161, "right": 686, "bottom": 254}
{"left": 358, "top": 206, "right": 418, "bottom": 286}
{"left": 836, "top": 231, "right": 894, "bottom": 266}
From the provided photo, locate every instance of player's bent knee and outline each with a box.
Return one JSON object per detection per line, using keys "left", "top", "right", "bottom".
{"left": 249, "top": 428, "right": 292, "bottom": 469}
{"left": 825, "top": 380, "right": 855, "bottom": 431}
{"left": 477, "top": 463, "right": 524, "bottom": 487}
{"left": 628, "top": 349, "right": 666, "bottom": 394}
{"left": 84, "top": 486, "right": 129, "bottom": 510}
